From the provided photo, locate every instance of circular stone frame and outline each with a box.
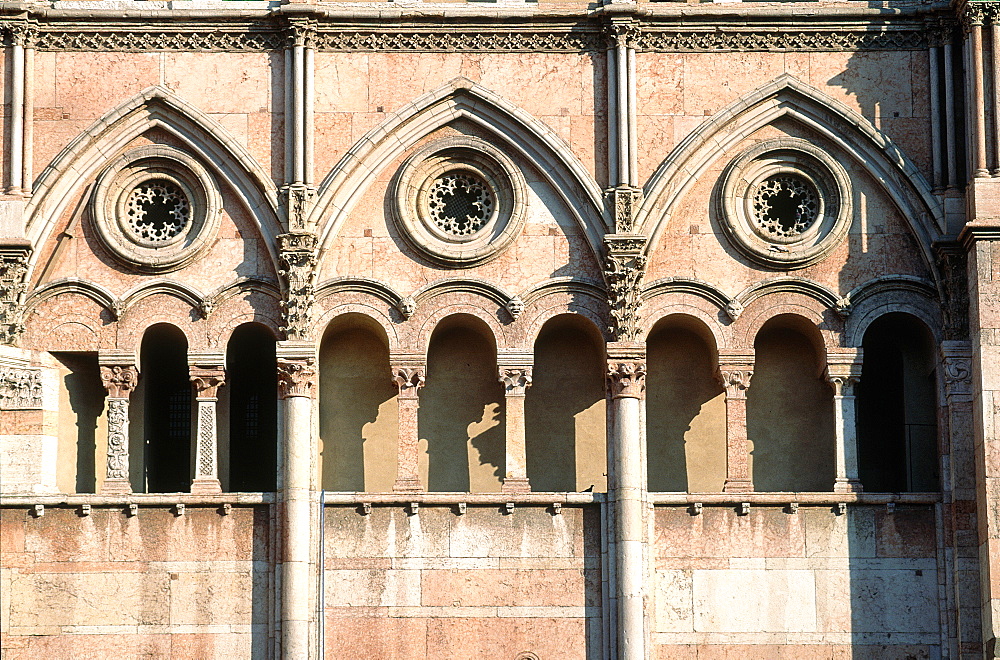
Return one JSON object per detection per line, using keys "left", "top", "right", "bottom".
{"left": 391, "top": 136, "right": 527, "bottom": 268}
{"left": 90, "top": 145, "right": 222, "bottom": 272}
{"left": 718, "top": 138, "right": 852, "bottom": 269}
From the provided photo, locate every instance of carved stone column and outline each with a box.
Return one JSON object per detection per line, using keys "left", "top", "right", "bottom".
{"left": 391, "top": 355, "right": 425, "bottom": 492}
{"left": 189, "top": 361, "right": 225, "bottom": 495}
{"left": 98, "top": 358, "right": 138, "bottom": 495}
{"left": 825, "top": 353, "right": 863, "bottom": 493}
{"left": 607, "top": 343, "right": 646, "bottom": 660}
{"left": 499, "top": 364, "right": 532, "bottom": 494}
{"left": 276, "top": 347, "right": 316, "bottom": 660}
{"left": 0, "top": 243, "right": 31, "bottom": 346}
{"left": 717, "top": 354, "right": 754, "bottom": 493}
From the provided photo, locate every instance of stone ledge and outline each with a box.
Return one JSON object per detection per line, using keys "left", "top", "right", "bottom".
{"left": 648, "top": 492, "right": 942, "bottom": 506}
{"left": 0, "top": 492, "right": 273, "bottom": 506}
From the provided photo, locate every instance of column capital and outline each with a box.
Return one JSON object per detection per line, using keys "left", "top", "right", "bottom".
{"left": 717, "top": 353, "right": 754, "bottom": 398}
{"left": 392, "top": 365, "right": 425, "bottom": 399}
{"left": 607, "top": 360, "right": 646, "bottom": 399}
{"left": 190, "top": 365, "right": 226, "bottom": 399}
{"left": 499, "top": 367, "right": 532, "bottom": 396}
{"left": 825, "top": 351, "right": 863, "bottom": 396}
{"left": 277, "top": 358, "right": 316, "bottom": 399}
{"left": 99, "top": 364, "right": 138, "bottom": 399}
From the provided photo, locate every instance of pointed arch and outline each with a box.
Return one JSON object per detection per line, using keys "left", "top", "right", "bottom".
{"left": 24, "top": 86, "right": 281, "bottom": 277}
{"left": 310, "top": 77, "right": 608, "bottom": 262}
{"left": 637, "top": 74, "right": 945, "bottom": 278}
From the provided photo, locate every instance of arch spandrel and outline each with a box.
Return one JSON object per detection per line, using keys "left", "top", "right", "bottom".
{"left": 637, "top": 74, "right": 945, "bottom": 292}
{"left": 310, "top": 77, "right": 608, "bottom": 272}
{"left": 24, "top": 86, "right": 282, "bottom": 283}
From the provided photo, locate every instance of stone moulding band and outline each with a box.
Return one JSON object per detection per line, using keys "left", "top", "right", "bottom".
{"left": 16, "top": 25, "right": 942, "bottom": 53}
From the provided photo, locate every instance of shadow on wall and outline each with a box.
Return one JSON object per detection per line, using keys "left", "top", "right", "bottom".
{"left": 319, "top": 314, "right": 396, "bottom": 492}
{"left": 52, "top": 352, "right": 105, "bottom": 493}
{"left": 420, "top": 315, "right": 505, "bottom": 492}
{"left": 646, "top": 317, "right": 726, "bottom": 493}
{"left": 526, "top": 313, "right": 607, "bottom": 493}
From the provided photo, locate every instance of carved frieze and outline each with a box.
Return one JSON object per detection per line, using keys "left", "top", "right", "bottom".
{"left": 278, "top": 231, "right": 318, "bottom": 341}
{"left": 641, "top": 28, "right": 932, "bottom": 52}
{"left": 0, "top": 366, "right": 43, "bottom": 409}
{"left": 0, "top": 245, "right": 31, "bottom": 346}
{"left": 277, "top": 358, "right": 317, "bottom": 398}
{"left": 35, "top": 29, "right": 285, "bottom": 52}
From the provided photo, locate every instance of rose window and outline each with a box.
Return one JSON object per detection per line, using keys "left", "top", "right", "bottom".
{"left": 428, "top": 172, "right": 494, "bottom": 236}
{"left": 751, "top": 174, "right": 819, "bottom": 239}
{"left": 124, "top": 179, "right": 190, "bottom": 242}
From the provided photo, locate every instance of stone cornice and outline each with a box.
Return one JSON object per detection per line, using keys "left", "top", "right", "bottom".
{"left": 0, "top": 7, "right": 954, "bottom": 53}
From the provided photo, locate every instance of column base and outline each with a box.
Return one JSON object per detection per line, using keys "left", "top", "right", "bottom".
{"left": 190, "top": 478, "right": 222, "bottom": 495}
{"left": 100, "top": 478, "right": 132, "bottom": 495}
{"left": 393, "top": 478, "right": 422, "bottom": 492}
{"left": 501, "top": 477, "right": 531, "bottom": 494}
{"left": 833, "top": 479, "right": 863, "bottom": 493}
{"left": 723, "top": 479, "right": 754, "bottom": 493}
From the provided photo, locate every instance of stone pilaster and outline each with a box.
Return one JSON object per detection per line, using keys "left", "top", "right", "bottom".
{"left": 98, "top": 355, "right": 138, "bottom": 495}
{"left": 391, "top": 355, "right": 425, "bottom": 492}
{"left": 276, "top": 343, "right": 316, "bottom": 660}
{"left": 498, "top": 361, "right": 532, "bottom": 494}
{"left": 960, "top": 220, "right": 1000, "bottom": 657}
{"left": 825, "top": 352, "right": 863, "bottom": 493}
{"left": 606, "top": 342, "right": 646, "bottom": 660}
{"left": 941, "top": 340, "right": 983, "bottom": 658}
{"left": 717, "top": 353, "right": 754, "bottom": 494}
{"left": 189, "top": 358, "right": 225, "bottom": 495}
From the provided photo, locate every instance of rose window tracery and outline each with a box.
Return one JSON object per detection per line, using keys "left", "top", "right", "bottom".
{"left": 428, "top": 172, "right": 494, "bottom": 236}
{"left": 124, "top": 180, "right": 191, "bottom": 242}
{"left": 751, "top": 174, "right": 819, "bottom": 239}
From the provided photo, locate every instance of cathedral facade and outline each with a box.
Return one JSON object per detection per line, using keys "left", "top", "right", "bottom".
{"left": 1, "top": 0, "right": 999, "bottom": 657}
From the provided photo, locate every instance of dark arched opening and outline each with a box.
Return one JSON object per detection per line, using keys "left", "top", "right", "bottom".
{"left": 857, "top": 312, "right": 938, "bottom": 492}
{"left": 227, "top": 323, "right": 278, "bottom": 491}
{"left": 141, "top": 323, "right": 191, "bottom": 493}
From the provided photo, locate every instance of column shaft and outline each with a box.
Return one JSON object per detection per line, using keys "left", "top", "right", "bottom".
{"left": 277, "top": 357, "right": 315, "bottom": 660}
{"left": 930, "top": 44, "right": 944, "bottom": 190}
{"left": 392, "top": 366, "right": 424, "bottom": 492}
{"left": 500, "top": 367, "right": 532, "bottom": 494}
{"left": 945, "top": 40, "right": 959, "bottom": 189}
{"left": 827, "top": 369, "right": 862, "bottom": 493}
{"left": 971, "top": 23, "right": 989, "bottom": 177}
{"left": 190, "top": 366, "right": 225, "bottom": 494}
{"left": 718, "top": 364, "right": 754, "bottom": 493}
{"left": 98, "top": 364, "right": 138, "bottom": 495}
{"left": 9, "top": 43, "right": 24, "bottom": 193}
{"left": 23, "top": 45, "right": 33, "bottom": 194}
{"left": 607, "top": 356, "right": 646, "bottom": 660}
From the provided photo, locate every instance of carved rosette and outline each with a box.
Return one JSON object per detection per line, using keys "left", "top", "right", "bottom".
{"left": 943, "top": 357, "right": 973, "bottom": 399}
{"left": 499, "top": 367, "right": 532, "bottom": 396}
{"left": 278, "top": 231, "right": 318, "bottom": 341}
{"left": 392, "top": 367, "right": 426, "bottom": 400}
{"left": 604, "top": 236, "right": 647, "bottom": 342}
{"left": 717, "top": 369, "right": 753, "bottom": 398}
{"left": 100, "top": 365, "right": 138, "bottom": 399}
{"left": 607, "top": 361, "right": 646, "bottom": 399}
{"left": 0, "top": 245, "right": 31, "bottom": 346}
{"left": 277, "top": 359, "right": 316, "bottom": 398}
{"left": 106, "top": 398, "right": 130, "bottom": 481}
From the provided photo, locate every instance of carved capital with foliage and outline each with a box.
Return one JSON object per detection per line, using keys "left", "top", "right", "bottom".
{"left": 100, "top": 365, "right": 139, "bottom": 399}
{"left": 607, "top": 360, "right": 646, "bottom": 399}
{"left": 190, "top": 366, "right": 226, "bottom": 399}
{"left": 604, "top": 236, "right": 647, "bottom": 343}
{"left": 277, "top": 358, "right": 316, "bottom": 398}
{"left": 499, "top": 367, "right": 532, "bottom": 396}
{"left": 278, "top": 230, "right": 318, "bottom": 341}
